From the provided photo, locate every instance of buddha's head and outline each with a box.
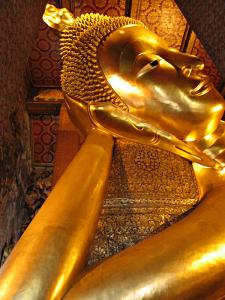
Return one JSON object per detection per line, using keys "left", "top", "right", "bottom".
{"left": 43, "top": 5, "right": 225, "bottom": 169}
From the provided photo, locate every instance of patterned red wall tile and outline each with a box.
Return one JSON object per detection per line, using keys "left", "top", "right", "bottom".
{"left": 31, "top": 115, "right": 59, "bottom": 164}
{"left": 29, "top": 23, "right": 62, "bottom": 87}
{"left": 29, "top": 0, "right": 61, "bottom": 87}
{"left": 175, "top": 0, "right": 225, "bottom": 79}
{"left": 64, "top": 0, "right": 125, "bottom": 16}
{"left": 135, "top": 0, "right": 187, "bottom": 49}
{"left": 191, "top": 37, "right": 222, "bottom": 89}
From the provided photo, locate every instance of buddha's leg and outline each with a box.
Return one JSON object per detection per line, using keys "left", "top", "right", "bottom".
{"left": 0, "top": 129, "right": 113, "bottom": 300}
{"left": 63, "top": 185, "right": 225, "bottom": 300}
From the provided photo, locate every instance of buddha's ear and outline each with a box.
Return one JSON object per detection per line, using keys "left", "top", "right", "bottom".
{"left": 43, "top": 4, "right": 75, "bottom": 32}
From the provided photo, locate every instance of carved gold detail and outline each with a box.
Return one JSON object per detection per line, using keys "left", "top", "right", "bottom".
{"left": 60, "top": 13, "right": 142, "bottom": 110}
{"left": 43, "top": 4, "right": 75, "bottom": 31}
{"left": 87, "top": 139, "right": 200, "bottom": 266}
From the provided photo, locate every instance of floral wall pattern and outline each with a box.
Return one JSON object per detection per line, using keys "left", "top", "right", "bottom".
{"left": 135, "top": 0, "right": 187, "bottom": 49}
{"left": 175, "top": 0, "right": 225, "bottom": 80}
{"left": 29, "top": 0, "right": 61, "bottom": 87}
{"left": 191, "top": 37, "right": 223, "bottom": 89}
{"left": 70, "top": 0, "right": 125, "bottom": 16}
{"left": 31, "top": 115, "right": 59, "bottom": 165}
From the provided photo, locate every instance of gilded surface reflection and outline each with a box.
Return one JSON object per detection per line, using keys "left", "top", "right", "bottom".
{"left": 0, "top": 4, "right": 225, "bottom": 300}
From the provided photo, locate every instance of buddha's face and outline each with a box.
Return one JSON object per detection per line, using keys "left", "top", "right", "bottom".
{"left": 98, "top": 25, "right": 225, "bottom": 142}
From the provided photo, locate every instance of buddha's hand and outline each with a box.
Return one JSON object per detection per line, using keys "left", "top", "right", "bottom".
{"left": 88, "top": 101, "right": 216, "bottom": 168}
{"left": 64, "top": 92, "right": 216, "bottom": 168}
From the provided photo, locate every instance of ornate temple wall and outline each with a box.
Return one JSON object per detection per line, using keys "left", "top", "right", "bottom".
{"left": 1, "top": 0, "right": 224, "bottom": 264}
{"left": 0, "top": 0, "right": 47, "bottom": 256}
{"left": 175, "top": 0, "right": 225, "bottom": 80}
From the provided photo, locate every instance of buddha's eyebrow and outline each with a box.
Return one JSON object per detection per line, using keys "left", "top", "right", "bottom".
{"left": 159, "top": 47, "right": 204, "bottom": 70}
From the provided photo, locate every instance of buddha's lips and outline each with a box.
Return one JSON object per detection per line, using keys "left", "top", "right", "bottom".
{"left": 181, "top": 66, "right": 213, "bottom": 97}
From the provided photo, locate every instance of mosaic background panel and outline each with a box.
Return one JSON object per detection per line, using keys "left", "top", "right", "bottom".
{"left": 31, "top": 115, "right": 59, "bottom": 164}
{"left": 87, "top": 139, "right": 200, "bottom": 266}
{"left": 135, "top": 0, "right": 187, "bottom": 49}
{"left": 191, "top": 37, "right": 223, "bottom": 89}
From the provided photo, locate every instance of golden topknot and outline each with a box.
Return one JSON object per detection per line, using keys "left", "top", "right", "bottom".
{"left": 60, "top": 13, "right": 143, "bottom": 110}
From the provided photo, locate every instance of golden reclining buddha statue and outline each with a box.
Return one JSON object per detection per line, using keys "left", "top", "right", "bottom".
{"left": 1, "top": 4, "right": 225, "bottom": 299}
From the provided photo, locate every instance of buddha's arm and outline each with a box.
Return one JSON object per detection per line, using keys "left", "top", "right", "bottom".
{"left": 0, "top": 130, "right": 113, "bottom": 300}
{"left": 63, "top": 184, "right": 225, "bottom": 300}
{"left": 88, "top": 102, "right": 216, "bottom": 168}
